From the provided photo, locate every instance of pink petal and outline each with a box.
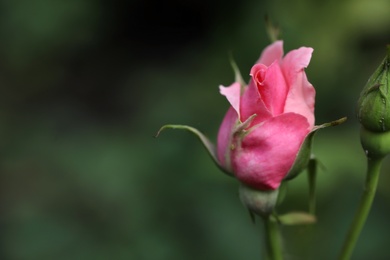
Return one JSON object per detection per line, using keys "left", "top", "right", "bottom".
{"left": 281, "top": 47, "right": 316, "bottom": 128}
{"left": 240, "top": 79, "right": 272, "bottom": 127}
{"left": 231, "top": 113, "right": 310, "bottom": 190}
{"left": 256, "top": 40, "right": 284, "bottom": 66}
{"left": 219, "top": 82, "right": 241, "bottom": 118}
{"left": 217, "top": 107, "right": 238, "bottom": 171}
{"left": 251, "top": 61, "right": 288, "bottom": 116}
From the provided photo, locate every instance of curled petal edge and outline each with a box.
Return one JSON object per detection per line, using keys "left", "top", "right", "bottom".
{"left": 284, "top": 117, "right": 347, "bottom": 181}
{"left": 155, "top": 124, "right": 233, "bottom": 176}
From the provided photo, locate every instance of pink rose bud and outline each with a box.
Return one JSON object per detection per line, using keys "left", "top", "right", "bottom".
{"left": 217, "top": 41, "right": 316, "bottom": 190}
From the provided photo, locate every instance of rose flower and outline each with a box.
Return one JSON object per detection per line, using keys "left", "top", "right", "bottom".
{"left": 217, "top": 41, "right": 315, "bottom": 190}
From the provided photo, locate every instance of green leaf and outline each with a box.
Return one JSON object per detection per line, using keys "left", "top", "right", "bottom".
{"left": 155, "top": 124, "right": 232, "bottom": 176}
{"left": 284, "top": 117, "right": 347, "bottom": 181}
{"left": 277, "top": 212, "right": 316, "bottom": 226}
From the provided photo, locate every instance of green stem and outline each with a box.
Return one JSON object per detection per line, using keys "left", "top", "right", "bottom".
{"left": 264, "top": 215, "right": 283, "bottom": 260}
{"left": 308, "top": 158, "right": 317, "bottom": 215}
{"left": 338, "top": 157, "right": 383, "bottom": 260}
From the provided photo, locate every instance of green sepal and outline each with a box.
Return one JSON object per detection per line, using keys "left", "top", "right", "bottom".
{"left": 264, "top": 15, "right": 281, "bottom": 43}
{"left": 360, "top": 126, "right": 390, "bottom": 159}
{"left": 248, "top": 210, "right": 256, "bottom": 224}
{"left": 155, "top": 124, "right": 233, "bottom": 176}
{"left": 239, "top": 184, "right": 279, "bottom": 218}
{"left": 234, "top": 114, "right": 257, "bottom": 134}
{"left": 229, "top": 53, "right": 246, "bottom": 91}
{"left": 284, "top": 117, "right": 347, "bottom": 181}
{"left": 276, "top": 182, "right": 288, "bottom": 206}
{"left": 276, "top": 211, "right": 316, "bottom": 226}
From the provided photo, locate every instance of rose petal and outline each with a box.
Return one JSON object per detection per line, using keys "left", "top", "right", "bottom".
{"left": 256, "top": 40, "right": 284, "bottom": 66}
{"left": 281, "top": 47, "right": 316, "bottom": 128}
{"left": 219, "top": 82, "right": 241, "bottom": 118}
{"left": 240, "top": 79, "right": 272, "bottom": 126}
{"left": 217, "top": 107, "right": 238, "bottom": 170}
{"left": 231, "top": 113, "right": 310, "bottom": 190}
{"left": 251, "top": 61, "right": 288, "bottom": 116}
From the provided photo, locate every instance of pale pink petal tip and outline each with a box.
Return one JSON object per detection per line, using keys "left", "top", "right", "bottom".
{"left": 219, "top": 82, "right": 241, "bottom": 117}
{"left": 283, "top": 47, "right": 314, "bottom": 71}
{"left": 257, "top": 40, "right": 284, "bottom": 66}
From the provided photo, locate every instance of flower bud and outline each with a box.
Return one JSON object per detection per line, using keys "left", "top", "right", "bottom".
{"left": 239, "top": 184, "right": 279, "bottom": 217}
{"left": 358, "top": 46, "right": 390, "bottom": 159}
{"left": 217, "top": 41, "right": 316, "bottom": 191}
{"left": 357, "top": 45, "right": 390, "bottom": 132}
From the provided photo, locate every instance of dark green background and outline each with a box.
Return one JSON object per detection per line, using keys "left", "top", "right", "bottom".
{"left": 1, "top": 0, "right": 390, "bottom": 259}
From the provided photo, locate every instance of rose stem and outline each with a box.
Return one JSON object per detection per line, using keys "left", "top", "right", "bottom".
{"left": 338, "top": 157, "right": 383, "bottom": 260}
{"left": 308, "top": 158, "right": 317, "bottom": 215}
{"left": 264, "top": 215, "right": 283, "bottom": 260}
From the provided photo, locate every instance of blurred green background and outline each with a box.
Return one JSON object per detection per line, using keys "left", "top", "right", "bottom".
{"left": 0, "top": 0, "right": 390, "bottom": 259}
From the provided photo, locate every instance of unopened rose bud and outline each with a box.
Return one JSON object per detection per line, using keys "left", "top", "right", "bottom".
{"left": 358, "top": 46, "right": 390, "bottom": 132}
{"left": 358, "top": 46, "right": 390, "bottom": 159}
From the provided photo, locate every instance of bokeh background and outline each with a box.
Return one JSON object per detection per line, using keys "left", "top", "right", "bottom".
{"left": 0, "top": 0, "right": 390, "bottom": 259}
